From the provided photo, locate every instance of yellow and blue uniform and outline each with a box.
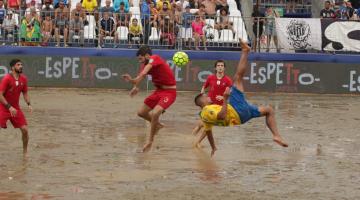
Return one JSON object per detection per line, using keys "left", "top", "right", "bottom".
{"left": 200, "top": 104, "right": 241, "bottom": 131}
{"left": 200, "top": 86, "right": 261, "bottom": 131}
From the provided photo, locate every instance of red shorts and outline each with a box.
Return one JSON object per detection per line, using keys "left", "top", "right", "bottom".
{"left": 144, "top": 89, "right": 177, "bottom": 110}
{"left": 0, "top": 109, "right": 27, "bottom": 129}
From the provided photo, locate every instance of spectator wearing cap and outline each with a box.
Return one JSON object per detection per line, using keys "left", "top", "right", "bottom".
{"left": 41, "top": 0, "right": 55, "bottom": 20}
{"left": 100, "top": 0, "right": 115, "bottom": 18}
{"left": 320, "top": 1, "right": 336, "bottom": 18}
{"left": 54, "top": 11, "right": 69, "bottom": 47}
{"left": 69, "top": 12, "right": 84, "bottom": 46}
{"left": 181, "top": 5, "right": 194, "bottom": 49}
{"left": 2, "top": 11, "right": 18, "bottom": 44}
{"left": 55, "top": 0, "right": 70, "bottom": 19}
{"left": 82, "top": 0, "right": 98, "bottom": 14}
{"left": 114, "top": 0, "right": 130, "bottom": 13}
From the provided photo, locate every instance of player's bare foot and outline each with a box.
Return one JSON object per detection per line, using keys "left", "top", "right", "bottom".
{"left": 193, "top": 142, "right": 203, "bottom": 149}
{"left": 142, "top": 142, "right": 153, "bottom": 152}
{"left": 240, "top": 39, "right": 251, "bottom": 52}
{"left": 273, "top": 136, "right": 288, "bottom": 147}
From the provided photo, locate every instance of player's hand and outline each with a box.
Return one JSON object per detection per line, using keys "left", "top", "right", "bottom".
{"left": 215, "top": 95, "right": 224, "bottom": 101}
{"left": 9, "top": 107, "right": 17, "bottom": 117}
{"left": 28, "top": 105, "right": 33, "bottom": 113}
{"left": 122, "top": 74, "right": 132, "bottom": 82}
{"left": 223, "top": 87, "right": 231, "bottom": 99}
{"left": 129, "top": 87, "right": 139, "bottom": 97}
{"left": 142, "top": 142, "right": 152, "bottom": 152}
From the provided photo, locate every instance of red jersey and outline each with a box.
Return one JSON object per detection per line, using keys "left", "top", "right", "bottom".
{"left": 0, "top": 74, "right": 28, "bottom": 111}
{"left": 203, "top": 74, "right": 232, "bottom": 105}
{"left": 140, "top": 55, "right": 176, "bottom": 87}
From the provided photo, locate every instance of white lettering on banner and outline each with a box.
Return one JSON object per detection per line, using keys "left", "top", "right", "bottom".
{"left": 166, "top": 60, "right": 183, "bottom": 82}
{"left": 95, "top": 68, "right": 111, "bottom": 80}
{"left": 72, "top": 58, "right": 80, "bottom": 79}
{"left": 0, "top": 66, "right": 8, "bottom": 77}
{"left": 41, "top": 57, "right": 121, "bottom": 80}
{"left": 342, "top": 70, "right": 360, "bottom": 92}
{"left": 323, "top": 21, "right": 360, "bottom": 51}
{"left": 246, "top": 62, "right": 320, "bottom": 86}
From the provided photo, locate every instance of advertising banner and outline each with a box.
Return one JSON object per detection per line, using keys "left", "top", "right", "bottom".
{"left": 1, "top": 55, "right": 360, "bottom": 94}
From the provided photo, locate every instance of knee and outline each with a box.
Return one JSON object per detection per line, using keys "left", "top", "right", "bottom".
{"left": 265, "top": 105, "right": 275, "bottom": 115}
{"left": 137, "top": 110, "right": 146, "bottom": 118}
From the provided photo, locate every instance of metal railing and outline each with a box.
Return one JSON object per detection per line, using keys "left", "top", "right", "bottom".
{"left": 0, "top": 10, "right": 247, "bottom": 50}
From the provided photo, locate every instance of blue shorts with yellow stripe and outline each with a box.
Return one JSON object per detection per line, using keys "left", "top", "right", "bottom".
{"left": 229, "top": 86, "right": 261, "bottom": 124}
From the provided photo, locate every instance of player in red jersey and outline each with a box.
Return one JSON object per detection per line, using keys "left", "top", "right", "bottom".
{"left": 0, "top": 59, "right": 32, "bottom": 155}
{"left": 122, "top": 45, "right": 177, "bottom": 152}
{"left": 201, "top": 60, "right": 233, "bottom": 105}
{"left": 192, "top": 60, "right": 233, "bottom": 136}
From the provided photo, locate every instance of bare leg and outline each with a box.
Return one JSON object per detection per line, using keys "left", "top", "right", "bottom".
{"left": 192, "top": 120, "right": 204, "bottom": 135}
{"left": 258, "top": 106, "right": 288, "bottom": 147}
{"left": 193, "top": 130, "right": 207, "bottom": 148}
{"left": 137, "top": 104, "right": 165, "bottom": 131}
{"left": 20, "top": 126, "right": 29, "bottom": 154}
{"left": 142, "top": 105, "right": 164, "bottom": 152}
{"left": 233, "top": 39, "right": 251, "bottom": 92}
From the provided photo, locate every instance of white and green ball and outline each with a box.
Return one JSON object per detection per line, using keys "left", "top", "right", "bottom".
{"left": 172, "top": 51, "right": 189, "bottom": 67}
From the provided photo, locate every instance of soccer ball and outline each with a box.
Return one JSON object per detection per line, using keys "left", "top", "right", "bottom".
{"left": 172, "top": 51, "right": 189, "bottom": 67}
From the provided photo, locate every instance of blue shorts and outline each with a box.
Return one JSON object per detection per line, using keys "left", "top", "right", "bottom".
{"left": 229, "top": 86, "right": 261, "bottom": 124}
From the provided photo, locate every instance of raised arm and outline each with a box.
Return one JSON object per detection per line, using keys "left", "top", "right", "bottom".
{"left": 216, "top": 87, "right": 230, "bottom": 120}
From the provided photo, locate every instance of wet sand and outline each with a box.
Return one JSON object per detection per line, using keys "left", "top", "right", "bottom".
{"left": 1, "top": 88, "right": 360, "bottom": 200}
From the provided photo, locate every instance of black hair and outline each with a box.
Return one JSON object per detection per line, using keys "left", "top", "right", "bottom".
{"left": 136, "top": 45, "right": 152, "bottom": 56}
{"left": 194, "top": 93, "right": 204, "bottom": 107}
{"left": 120, "top": 2, "right": 125, "bottom": 5}
{"left": 325, "top": 1, "right": 331, "bottom": 4}
{"left": 10, "top": 59, "right": 21, "bottom": 68}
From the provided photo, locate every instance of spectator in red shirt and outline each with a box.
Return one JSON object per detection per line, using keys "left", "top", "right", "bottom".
{"left": 0, "top": 59, "right": 32, "bottom": 155}
{"left": 122, "top": 45, "right": 177, "bottom": 152}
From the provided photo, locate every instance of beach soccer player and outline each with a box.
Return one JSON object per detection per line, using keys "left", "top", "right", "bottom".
{"left": 192, "top": 60, "right": 233, "bottom": 135}
{"left": 193, "top": 41, "right": 288, "bottom": 156}
{"left": 122, "top": 45, "right": 177, "bottom": 152}
{"left": 0, "top": 59, "right": 32, "bottom": 155}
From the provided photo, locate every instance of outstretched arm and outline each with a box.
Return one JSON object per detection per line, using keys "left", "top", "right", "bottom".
{"left": 122, "top": 63, "right": 153, "bottom": 96}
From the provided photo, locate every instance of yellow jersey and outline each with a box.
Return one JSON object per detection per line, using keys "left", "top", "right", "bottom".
{"left": 129, "top": 24, "right": 142, "bottom": 35}
{"left": 200, "top": 104, "right": 241, "bottom": 131}
{"left": 82, "top": 0, "right": 98, "bottom": 12}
